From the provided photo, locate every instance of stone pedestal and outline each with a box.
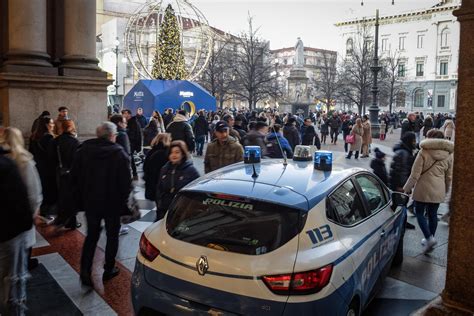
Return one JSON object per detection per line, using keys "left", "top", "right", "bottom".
{"left": 414, "top": 1, "right": 474, "bottom": 314}
{"left": 0, "top": 72, "right": 112, "bottom": 137}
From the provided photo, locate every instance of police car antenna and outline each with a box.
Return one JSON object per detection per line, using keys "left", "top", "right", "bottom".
{"left": 271, "top": 125, "right": 288, "bottom": 166}
{"left": 251, "top": 163, "right": 258, "bottom": 178}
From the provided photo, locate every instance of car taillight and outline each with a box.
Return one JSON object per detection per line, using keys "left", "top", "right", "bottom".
{"left": 262, "top": 264, "right": 333, "bottom": 295}
{"left": 139, "top": 234, "right": 160, "bottom": 262}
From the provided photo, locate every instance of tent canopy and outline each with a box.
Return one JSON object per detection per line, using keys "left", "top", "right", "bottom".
{"left": 123, "top": 80, "right": 216, "bottom": 117}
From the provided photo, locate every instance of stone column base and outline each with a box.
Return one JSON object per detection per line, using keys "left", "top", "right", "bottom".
{"left": 412, "top": 296, "right": 474, "bottom": 316}
{"left": 60, "top": 55, "right": 101, "bottom": 71}
{"left": 0, "top": 71, "right": 113, "bottom": 138}
{"left": 3, "top": 49, "right": 52, "bottom": 67}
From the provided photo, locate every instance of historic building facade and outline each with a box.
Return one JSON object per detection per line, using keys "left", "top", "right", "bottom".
{"left": 0, "top": 0, "right": 111, "bottom": 136}
{"left": 336, "top": 0, "right": 460, "bottom": 113}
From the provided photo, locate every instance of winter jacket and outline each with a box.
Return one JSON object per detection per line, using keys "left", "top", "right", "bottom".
{"left": 320, "top": 118, "right": 329, "bottom": 134}
{"left": 283, "top": 124, "right": 301, "bottom": 151}
{"left": 0, "top": 148, "right": 33, "bottom": 242}
{"left": 362, "top": 121, "right": 372, "bottom": 145}
{"left": 403, "top": 139, "right": 454, "bottom": 203}
{"left": 29, "top": 133, "right": 57, "bottom": 205}
{"left": 243, "top": 130, "right": 268, "bottom": 156}
{"left": 127, "top": 116, "right": 143, "bottom": 153}
{"left": 423, "top": 117, "right": 434, "bottom": 137}
{"left": 70, "top": 138, "right": 131, "bottom": 215}
{"left": 53, "top": 132, "right": 80, "bottom": 170}
{"left": 266, "top": 132, "right": 293, "bottom": 159}
{"left": 193, "top": 115, "right": 209, "bottom": 137}
{"left": 389, "top": 142, "right": 415, "bottom": 191}
{"left": 342, "top": 120, "right": 353, "bottom": 137}
{"left": 204, "top": 136, "right": 244, "bottom": 173}
{"left": 116, "top": 126, "right": 131, "bottom": 156}
{"left": 143, "top": 143, "right": 169, "bottom": 200}
{"left": 350, "top": 125, "right": 364, "bottom": 151}
{"left": 370, "top": 158, "right": 388, "bottom": 185}
{"left": 442, "top": 119, "right": 455, "bottom": 138}
{"left": 301, "top": 125, "right": 321, "bottom": 149}
{"left": 143, "top": 124, "right": 158, "bottom": 147}
{"left": 156, "top": 160, "right": 200, "bottom": 212}
{"left": 136, "top": 114, "right": 148, "bottom": 129}
{"left": 166, "top": 114, "right": 196, "bottom": 152}
{"left": 328, "top": 116, "right": 342, "bottom": 130}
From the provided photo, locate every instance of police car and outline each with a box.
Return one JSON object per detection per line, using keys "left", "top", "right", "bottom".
{"left": 131, "top": 147, "right": 408, "bottom": 316}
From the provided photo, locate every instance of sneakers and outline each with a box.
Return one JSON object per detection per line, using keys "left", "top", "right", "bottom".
{"left": 119, "top": 226, "right": 130, "bottom": 236}
{"left": 103, "top": 267, "right": 120, "bottom": 281}
{"left": 422, "top": 236, "right": 438, "bottom": 254}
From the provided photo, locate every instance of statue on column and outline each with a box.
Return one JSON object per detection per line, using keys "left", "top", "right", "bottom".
{"left": 295, "top": 37, "right": 304, "bottom": 67}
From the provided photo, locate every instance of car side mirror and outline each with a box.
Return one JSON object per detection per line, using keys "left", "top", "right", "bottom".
{"left": 391, "top": 192, "right": 409, "bottom": 211}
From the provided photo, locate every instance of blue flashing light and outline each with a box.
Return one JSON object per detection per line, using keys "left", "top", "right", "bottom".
{"left": 244, "top": 146, "right": 261, "bottom": 164}
{"left": 314, "top": 150, "right": 333, "bottom": 171}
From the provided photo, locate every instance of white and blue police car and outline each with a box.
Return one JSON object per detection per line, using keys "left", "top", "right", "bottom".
{"left": 131, "top": 147, "right": 408, "bottom": 316}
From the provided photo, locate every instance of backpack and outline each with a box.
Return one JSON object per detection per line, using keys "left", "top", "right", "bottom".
{"left": 266, "top": 137, "right": 283, "bottom": 158}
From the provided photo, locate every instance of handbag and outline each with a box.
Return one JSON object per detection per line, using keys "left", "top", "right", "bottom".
{"left": 345, "top": 134, "right": 355, "bottom": 144}
{"left": 121, "top": 188, "right": 142, "bottom": 224}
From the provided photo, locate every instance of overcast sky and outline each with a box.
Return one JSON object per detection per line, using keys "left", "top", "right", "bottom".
{"left": 191, "top": 0, "right": 443, "bottom": 51}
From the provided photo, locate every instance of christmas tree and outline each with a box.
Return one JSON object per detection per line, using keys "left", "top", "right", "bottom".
{"left": 151, "top": 4, "right": 188, "bottom": 80}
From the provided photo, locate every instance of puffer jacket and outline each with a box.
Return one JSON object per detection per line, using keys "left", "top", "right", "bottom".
{"left": 403, "top": 138, "right": 454, "bottom": 203}
{"left": 166, "top": 114, "right": 195, "bottom": 152}
{"left": 204, "top": 136, "right": 243, "bottom": 173}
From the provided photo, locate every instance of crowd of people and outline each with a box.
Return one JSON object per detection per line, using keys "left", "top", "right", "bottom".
{"left": 0, "top": 104, "right": 455, "bottom": 315}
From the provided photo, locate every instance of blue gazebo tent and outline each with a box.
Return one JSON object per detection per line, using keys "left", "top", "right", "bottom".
{"left": 123, "top": 80, "right": 216, "bottom": 117}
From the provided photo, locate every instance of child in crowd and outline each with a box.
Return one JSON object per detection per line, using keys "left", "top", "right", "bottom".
{"left": 370, "top": 147, "right": 388, "bottom": 185}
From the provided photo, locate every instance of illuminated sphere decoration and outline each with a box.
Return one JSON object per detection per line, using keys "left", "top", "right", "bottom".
{"left": 124, "top": 0, "right": 213, "bottom": 81}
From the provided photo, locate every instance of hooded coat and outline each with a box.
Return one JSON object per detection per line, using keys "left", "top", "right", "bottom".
{"left": 403, "top": 138, "right": 454, "bottom": 203}
{"left": 70, "top": 138, "right": 131, "bottom": 215}
{"left": 166, "top": 113, "right": 195, "bottom": 152}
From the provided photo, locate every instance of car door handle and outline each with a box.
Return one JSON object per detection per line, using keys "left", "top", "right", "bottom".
{"left": 380, "top": 230, "right": 386, "bottom": 238}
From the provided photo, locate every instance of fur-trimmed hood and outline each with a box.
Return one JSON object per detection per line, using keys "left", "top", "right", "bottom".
{"left": 172, "top": 113, "right": 188, "bottom": 123}
{"left": 419, "top": 138, "right": 454, "bottom": 161}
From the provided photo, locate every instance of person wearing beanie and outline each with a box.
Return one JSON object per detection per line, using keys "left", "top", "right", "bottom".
{"left": 370, "top": 148, "right": 388, "bottom": 185}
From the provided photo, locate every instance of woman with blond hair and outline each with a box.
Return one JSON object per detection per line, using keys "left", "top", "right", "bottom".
{"left": 143, "top": 133, "right": 171, "bottom": 202}
{"left": 2, "top": 127, "right": 42, "bottom": 269}
{"left": 52, "top": 120, "right": 81, "bottom": 230}
{"left": 346, "top": 118, "right": 364, "bottom": 159}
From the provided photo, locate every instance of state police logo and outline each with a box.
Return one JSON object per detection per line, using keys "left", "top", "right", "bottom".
{"left": 196, "top": 256, "right": 209, "bottom": 276}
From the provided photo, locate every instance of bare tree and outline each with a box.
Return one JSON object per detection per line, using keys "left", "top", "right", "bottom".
{"left": 197, "top": 33, "right": 237, "bottom": 108}
{"left": 338, "top": 23, "right": 374, "bottom": 115}
{"left": 314, "top": 51, "right": 341, "bottom": 111}
{"left": 232, "top": 16, "right": 279, "bottom": 110}
{"left": 380, "top": 50, "right": 405, "bottom": 114}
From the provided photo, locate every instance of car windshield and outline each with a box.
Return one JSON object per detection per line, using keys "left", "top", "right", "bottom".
{"left": 166, "top": 191, "right": 305, "bottom": 255}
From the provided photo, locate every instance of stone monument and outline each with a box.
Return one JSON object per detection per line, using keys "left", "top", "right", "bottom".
{"left": 280, "top": 37, "right": 314, "bottom": 115}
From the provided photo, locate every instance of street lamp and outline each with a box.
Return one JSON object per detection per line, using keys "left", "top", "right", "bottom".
{"left": 114, "top": 37, "right": 120, "bottom": 104}
{"left": 369, "top": 9, "right": 382, "bottom": 138}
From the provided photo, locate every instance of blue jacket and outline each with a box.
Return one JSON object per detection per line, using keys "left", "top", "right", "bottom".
{"left": 266, "top": 132, "right": 293, "bottom": 159}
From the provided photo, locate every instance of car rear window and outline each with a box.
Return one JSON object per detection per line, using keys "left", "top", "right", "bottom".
{"left": 166, "top": 192, "right": 306, "bottom": 255}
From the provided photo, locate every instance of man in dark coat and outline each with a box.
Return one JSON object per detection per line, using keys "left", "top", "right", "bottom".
{"left": 243, "top": 121, "right": 269, "bottom": 156}
{"left": 193, "top": 111, "right": 209, "bottom": 156}
{"left": 166, "top": 110, "right": 195, "bottom": 152}
{"left": 283, "top": 118, "right": 301, "bottom": 151}
{"left": 0, "top": 147, "right": 33, "bottom": 315}
{"left": 135, "top": 107, "right": 148, "bottom": 129}
{"left": 110, "top": 114, "right": 131, "bottom": 156}
{"left": 301, "top": 118, "right": 321, "bottom": 149}
{"left": 163, "top": 108, "right": 174, "bottom": 128}
{"left": 389, "top": 132, "right": 417, "bottom": 229}
{"left": 328, "top": 112, "right": 342, "bottom": 144}
{"left": 71, "top": 122, "right": 131, "bottom": 286}
{"left": 121, "top": 109, "right": 142, "bottom": 180}
{"left": 400, "top": 112, "right": 416, "bottom": 139}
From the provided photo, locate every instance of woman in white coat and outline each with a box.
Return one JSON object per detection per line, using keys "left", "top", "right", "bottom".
{"left": 2, "top": 127, "right": 42, "bottom": 268}
{"left": 403, "top": 129, "right": 453, "bottom": 253}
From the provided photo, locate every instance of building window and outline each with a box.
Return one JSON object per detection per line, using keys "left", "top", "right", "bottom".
{"left": 399, "top": 36, "right": 406, "bottom": 50}
{"left": 284, "top": 59, "right": 288, "bottom": 65}
{"left": 346, "top": 38, "right": 353, "bottom": 55}
{"left": 437, "top": 95, "right": 446, "bottom": 108}
{"left": 417, "top": 35, "right": 424, "bottom": 49}
{"left": 396, "top": 90, "right": 406, "bottom": 108}
{"left": 398, "top": 64, "right": 406, "bottom": 77}
{"left": 441, "top": 28, "right": 450, "bottom": 48}
{"left": 440, "top": 61, "right": 448, "bottom": 75}
{"left": 414, "top": 89, "right": 424, "bottom": 107}
{"left": 382, "top": 38, "right": 388, "bottom": 51}
{"left": 416, "top": 62, "right": 424, "bottom": 77}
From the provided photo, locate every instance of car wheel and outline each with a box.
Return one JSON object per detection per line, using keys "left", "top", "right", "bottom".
{"left": 346, "top": 298, "right": 359, "bottom": 316}
{"left": 392, "top": 234, "right": 404, "bottom": 267}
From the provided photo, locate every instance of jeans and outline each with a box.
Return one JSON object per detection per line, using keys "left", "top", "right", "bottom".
{"left": 330, "top": 129, "right": 339, "bottom": 143}
{"left": 415, "top": 132, "right": 421, "bottom": 145}
{"left": 195, "top": 135, "right": 205, "bottom": 156}
{"left": 81, "top": 212, "right": 121, "bottom": 275}
{"left": 0, "top": 231, "right": 29, "bottom": 316}
{"left": 415, "top": 201, "right": 440, "bottom": 239}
